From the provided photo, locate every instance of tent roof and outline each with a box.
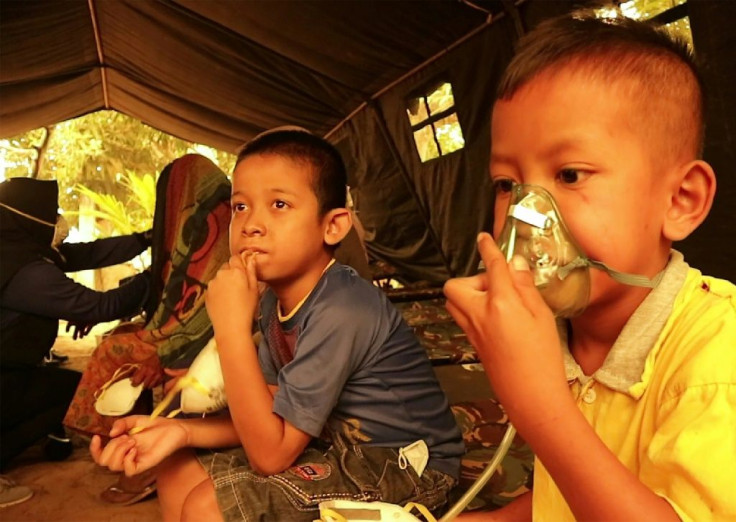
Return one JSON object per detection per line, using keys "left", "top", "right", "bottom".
{"left": 0, "top": 0, "right": 501, "bottom": 151}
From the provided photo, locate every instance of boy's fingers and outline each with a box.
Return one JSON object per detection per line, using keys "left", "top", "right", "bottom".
{"left": 109, "top": 417, "right": 136, "bottom": 438}
{"left": 508, "top": 255, "right": 549, "bottom": 316}
{"left": 245, "top": 253, "right": 259, "bottom": 289}
{"left": 443, "top": 274, "right": 487, "bottom": 304}
{"left": 477, "top": 232, "right": 515, "bottom": 297}
{"left": 110, "top": 415, "right": 151, "bottom": 437}
{"left": 123, "top": 448, "right": 139, "bottom": 477}
{"left": 90, "top": 435, "right": 102, "bottom": 462}
{"left": 230, "top": 254, "right": 246, "bottom": 270}
{"left": 98, "top": 437, "right": 135, "bottom": 470}
{"left": 444, "top": 300, "right": 469, "bottom": 331}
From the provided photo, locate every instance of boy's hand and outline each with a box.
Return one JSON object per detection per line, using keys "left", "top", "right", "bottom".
{"left": 90, "top": 415, "right": 188, "bottom": 476}
{"left": 443, "top": 233, "right": 571, "bottom": 433}
{"left": 205, "top": 253, "right": 260, "bottom": 344}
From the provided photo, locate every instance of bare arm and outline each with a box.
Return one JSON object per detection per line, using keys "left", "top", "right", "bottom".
{"left": 206, "top": 254, "right": 311, "bottom": 475}
{"left": 524, "top": 403, "right": 678, "bottom": 521}
{"left": 216, "top": 330, "right": 311, "bottom": 474}
{"left": 91, "top": 415, "right": 239, "bottom": 475}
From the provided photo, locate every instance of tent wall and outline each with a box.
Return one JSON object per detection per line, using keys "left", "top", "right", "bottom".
{"left": 1, "top": 0, "right": 734, "bottom": 283}
{"left": 0, "top": 0, "right": 490, "bottom": 152}
{"left": 679, "top": 0, "right": 736, "bottom": 283}
{"left": 334, "top": 0, "right": 736, "bottom": 284}
{"left": 334, "top": 110, "right": 451, "bottom": 283}
{"left": 333, "top": 0, "right": 575, "bottom": 283}
{"left": 372, "top": 17, "right": 519, "bottom": 281}
{"left": 0, "top": 1, "right": 104, "bottom": 132}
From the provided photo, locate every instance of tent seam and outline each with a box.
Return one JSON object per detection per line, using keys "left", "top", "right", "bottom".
{"left": 87, "top": 0, "right": 109, "bottom": 109}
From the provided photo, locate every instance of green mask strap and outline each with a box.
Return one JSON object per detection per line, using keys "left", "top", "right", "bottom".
{"left": 558, "top": 257, "right": 663, "bottom": 288}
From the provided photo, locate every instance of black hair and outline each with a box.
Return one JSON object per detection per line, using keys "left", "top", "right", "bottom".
{"left": 497, "top": 9, "right": 705, "bottom": 157}
{"left": 236, "top": 129, "right": 347, "bottom": 216}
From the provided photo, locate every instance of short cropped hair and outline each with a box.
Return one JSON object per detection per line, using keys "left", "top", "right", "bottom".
{"left": 497, "top": 10, "right": 704, "bottom": 159}
{"left": 236, "top": 129, "right": 347, "bottom": 216}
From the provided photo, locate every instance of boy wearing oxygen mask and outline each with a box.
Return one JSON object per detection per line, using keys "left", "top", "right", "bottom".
{"left": 91, "top": 129, "right": 463, "bottom": 521}
{"left": 446, "top": 10, "right": 735, "bottom": 522}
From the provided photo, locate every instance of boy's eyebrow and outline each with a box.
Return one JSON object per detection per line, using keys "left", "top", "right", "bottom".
{"left": 491, "top": 138, "right": 596, "bottom": 166}
{"left": 542, "top": 139, "right": 592, "bottom": 158}
{"left": 230, "top": 187, "right": 298, "bottom": 199}
{"left": 489, "top": 153, "right": 516, "bottom": 166}
{"left": 269, "top": 187, "right": 297, "bottom": 196}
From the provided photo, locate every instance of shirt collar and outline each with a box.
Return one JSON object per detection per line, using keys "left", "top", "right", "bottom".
{"left": 277, "top": 258, "right": 336, "bottom": 322}
{"left": 561, "top": 250, "right": 689, "bottom": 396}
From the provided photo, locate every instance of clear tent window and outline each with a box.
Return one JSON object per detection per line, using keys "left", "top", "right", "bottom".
{"left": 406, "top": 82, "right": 466, "bottom": 163}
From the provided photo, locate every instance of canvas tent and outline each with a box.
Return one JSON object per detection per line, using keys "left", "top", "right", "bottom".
{"left": 1, "top": 0, "right": 735, "bottom": 283}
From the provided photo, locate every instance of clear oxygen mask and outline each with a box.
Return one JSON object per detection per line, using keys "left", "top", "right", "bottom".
{"left": 494, "top": 184, "right": 663, "bottom": 318}
{"left": 496, "top": 184, "right": 590, "bottom": 318}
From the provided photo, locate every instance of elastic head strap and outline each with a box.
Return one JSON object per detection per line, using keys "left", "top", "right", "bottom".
{"left": 94, "top": 363, "right": 141, "bottom": 399}
{"left": 0, "top": 202, "right": 55, "bottom": 227}
{"left": 559, "top": 257, "right": 664, "bottom": 288}
{"left": 587, "top": 259, "right": 664, "bottom": 288}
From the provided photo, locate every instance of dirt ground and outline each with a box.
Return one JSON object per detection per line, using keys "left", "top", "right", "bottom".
{"left": 1, "top": 326, "right": 161, "bottom": 522}
{"left": 0, "top": 441, "right": 160, "bottom": 522}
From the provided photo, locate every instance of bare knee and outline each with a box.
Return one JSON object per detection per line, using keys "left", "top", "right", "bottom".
{"left": 181, "top": 478, "right": 222, "bottom": 522}
{"left": 156, "top": 449, "right": 210, "bottom": 522}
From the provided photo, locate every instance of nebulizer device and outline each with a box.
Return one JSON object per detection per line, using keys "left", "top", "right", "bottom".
{"left": 329, "top": 184, "right": 666, "bottom": 522}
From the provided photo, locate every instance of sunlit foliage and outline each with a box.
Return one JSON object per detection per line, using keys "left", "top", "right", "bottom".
{"left": 407, "top": 82, "right": 465, "bottom": 163}
{"left": 596, "top": 0, "right": 692, "bottom": 47}
{"left": 0, "top": 111, "right": 235, "bottom": 236}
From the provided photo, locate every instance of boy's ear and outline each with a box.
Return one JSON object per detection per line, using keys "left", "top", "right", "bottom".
{"left": 323, "top": 208, "right": 352, "bottom": 246}
{"left": 663, "top": 160, "right": 716, "bottom": 241}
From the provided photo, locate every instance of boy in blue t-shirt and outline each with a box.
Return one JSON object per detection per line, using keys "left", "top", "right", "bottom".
{"left": 91, "top": 128, "right": 463, "bottom": 521}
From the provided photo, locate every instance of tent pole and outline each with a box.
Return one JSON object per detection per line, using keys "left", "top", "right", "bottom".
{"left": 369, "top": 103, "right": 455, "bottom": 278}
{"left": 87, "top": 0, "right": 109, "bottom": 109}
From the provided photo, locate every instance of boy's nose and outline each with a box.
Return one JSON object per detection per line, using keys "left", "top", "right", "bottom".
{"left": 242, "top": 210, "right": 265, "bottom": 236}
{"left": 244, "top": 221, "right": 265, "bottom": 236}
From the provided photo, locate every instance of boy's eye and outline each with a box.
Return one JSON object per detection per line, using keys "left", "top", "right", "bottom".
{"left": 492, "top": 178, "right": 515, "bottom": 194}
{"left": 273, "top": 200, "right": 289, "bottom": 209}
{"left": 557, "top": 169, "right": 581, "bottom": 184}
{"left": 232, "top": 202, "right": 248, "bottom": 213}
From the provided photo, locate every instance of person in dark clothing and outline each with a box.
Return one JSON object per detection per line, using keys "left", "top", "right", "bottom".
{"left": 0, "top": 177, "right": 151, "bottom": 484}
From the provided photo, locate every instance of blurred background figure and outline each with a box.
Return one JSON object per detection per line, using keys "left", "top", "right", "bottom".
{"left": 0, "top": 177, "right": 152, "bottom": 506}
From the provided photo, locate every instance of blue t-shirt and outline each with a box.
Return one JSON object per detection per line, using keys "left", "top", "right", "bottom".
{"left": 258, "top": 262, "right": 463, "bottom": 478}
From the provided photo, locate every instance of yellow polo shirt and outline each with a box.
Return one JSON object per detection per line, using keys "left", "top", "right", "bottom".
{"left": 533, "top": 252, "right": 736, "bottom": 521}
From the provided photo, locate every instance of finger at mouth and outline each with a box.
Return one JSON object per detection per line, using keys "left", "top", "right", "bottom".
{"left": 240, "top": 250, "right": 259, "bottom": 265}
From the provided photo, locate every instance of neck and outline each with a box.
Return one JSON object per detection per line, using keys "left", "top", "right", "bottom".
{"left": 568, "top": 284, "right": 652, "bottom": 375}
{"left": 271, "top": 256, "right": 333, "bottom": 316}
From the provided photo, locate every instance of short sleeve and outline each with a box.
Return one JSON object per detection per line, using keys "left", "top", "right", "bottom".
{"left": 272, "top": 290, "right": 383, "bottom": 437}
{"left": 258, "top": 334, "right": 278, "bottom": 385}
{"left": 641, "top": 383, "right": 736, "bottom": 521}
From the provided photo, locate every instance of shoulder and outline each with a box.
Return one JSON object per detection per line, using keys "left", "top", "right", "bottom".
{"left": 669, "top": 268, "right": 736, "bottom": 344}
{"left": 313, "top": 263, "right": 391, "bottom": 314}
{"left": 656, "top": 268, "right": 736, "bottom": 393}
{"left": 302, "top": 264, "right": 403, "bottom": 341}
